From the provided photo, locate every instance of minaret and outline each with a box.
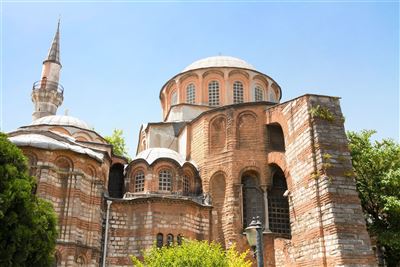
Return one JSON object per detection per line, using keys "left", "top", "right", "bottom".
{"left": 31, "top": 20, "right": 64, "bottom": 121}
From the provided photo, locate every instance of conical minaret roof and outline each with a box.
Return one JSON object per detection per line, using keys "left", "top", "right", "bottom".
{"left": 44, "top": 19, "right": 61, "bottom": 65}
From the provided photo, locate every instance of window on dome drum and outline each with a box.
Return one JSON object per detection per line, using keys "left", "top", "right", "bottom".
{"left": 183, "top": 175, "right": 190, "bottom": 195}
{"left": 254, "top": 86, "right": 263, "bottom": 102}
{"left": 268, "top": 166, "right": 291, "bottom": 237}
{"left": 269, "top": 90, "right": 277, "bottom": 102}
{"left": 159, "top": 169, "right": 172, "bottom": 191}
{"left": 135, "top": 171, "right": 145, "bottom": 192}
{"left": 167, "top": 234, "right": 174, "bottom": 247}
{"left": 156, "top": 233, "right": 163, "bottom": 248}
{"left": 233, "top": 81, "right": 244, "bottom": 104}
{"left": 208, "top": 81, "right": 220, "bottom": 106}
{"left": 242, "top": 176, "right": 265, "bottom": 228}
{"left": 171, "top": 91, "right": 178, "bottom": 105}
{"left": 186, "top": 84, "right": 196, "bottom": 104}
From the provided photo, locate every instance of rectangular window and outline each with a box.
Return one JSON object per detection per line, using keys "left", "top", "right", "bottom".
{"left": 159, "top": 170, "right": 172, "bottom": 191}
{"left": 135, "top": 172, "right": 145, "bottom": 192}
{"left": 208, "top": 81, "right": 220, "bottom": 106}
{"left": 233, "top": 81, "right": 244, "bottom": 104}
{"left": 186, "top": 84, "right": 196, "bottom": 104}
{"left": 255, "top": 86, "right": 263, "bottom": 102}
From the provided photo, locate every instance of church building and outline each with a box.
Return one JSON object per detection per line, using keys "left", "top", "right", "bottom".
{"left": 8, "top": 23, "right": 377, "bottom": 266}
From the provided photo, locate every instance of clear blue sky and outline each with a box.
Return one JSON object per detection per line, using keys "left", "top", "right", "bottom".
{"left": 2, "top": 1, "right": 399, "bottom": 158}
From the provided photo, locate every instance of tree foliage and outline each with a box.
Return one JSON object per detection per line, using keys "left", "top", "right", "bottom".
{"left": 0, "top": 133, "right": 58, "bottom": 267}
{"left": 348, "top": 130, "right": 400, "bottom": 265}
{"left": 105, "top": 129, "right": 130, "bottom": 160}
{"left": 130, "top": 239, "right": 252, "bottom": 267}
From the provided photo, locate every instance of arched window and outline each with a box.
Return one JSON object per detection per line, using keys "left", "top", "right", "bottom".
{"left": 167, "top": 234, "right": 174, "bottom": 247}
{"left": 208, "top": 81, "right": 220, "bottom": 106}
{"left": 268, "top": 166, "right": 291, "bottom": 236}
{"left": 238, "top": 113, "right": 257, "bottom": 149}
{"left": 242, "top": 175, "right": 265, "bottom": 228}
{"left": 159, "top": 169, "right": 172, "bottom": 191}
{"left": 254, "top": 86, "right": 263, "bottom": 102}
{"left": 108, "top": 163, "right": 124, "bottom": 198}
{"left": 135, "top": 171, "right": 145, "bottom": 192}
{"left": 55, "top": 157, "right": 72, "bottom": 238}
{"left": 25, "top": 153, "right": 38, "bottom": 177}
{"left": 76, "top": 255, "right": 85, "bottom": 267}
{"left": 156, "top": 233, "right": 163, "bottom": 248}
{"left": 183, "top": 175, "right": 190, "bottom": 195}
{"left": 269, "top": 88, "right": 277, "bottom": 102}
{"left": 194, "top": 176, "right": 203, "bottom": 195}
{"left": 210, "top": 174, "right": 226, "bottom": 247}
{"left": 52, "top": 252, "right": 61, "bottom": 267}
{"left": 233, "top": 81, "right": 244, "bottom": 104}
{"left": 266, "top": 124, "right": 285, "bottom": 151}
{"left": 177, "top": 234, "right": 183, "bottom": 245}
{"left": 210, "top": 116, "right": 226, "bottom": 153}
{"left": 171, "top": 91, "right": 178, "bottom": 105}
{"left": 186, "top": 84, "right": 196, "bottom": 104}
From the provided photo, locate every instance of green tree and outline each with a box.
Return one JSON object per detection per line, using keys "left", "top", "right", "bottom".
{"left": 348, "top": 130, "right": 400, "bottom": 266}
{"left": 105, "top": 129, "right": 130, "bottom": 160}
{"left": 0, "top": 133, "right": 58, "bottom": 267}
{"left": 130, "top": 239, "right": 251, "bottom": 267}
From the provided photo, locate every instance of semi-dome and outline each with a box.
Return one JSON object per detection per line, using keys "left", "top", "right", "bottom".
{"left": 182, "top": 56, "right": 256, "bottom": 73}
{"left": 31, "top": 115, "right": 90, "bottom": 130}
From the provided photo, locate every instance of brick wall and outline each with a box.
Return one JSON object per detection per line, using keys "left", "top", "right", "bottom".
{"left": 105, "top": 198, "right": 211, "bottom": 267}
{"left": 267, "top": 95, "right": 376, "bottom": 266}
{"left": 20, "top": 148, "right": 108, "bottom": 267}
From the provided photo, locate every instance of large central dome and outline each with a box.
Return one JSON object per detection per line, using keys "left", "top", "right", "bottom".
{"left": 182, "top": 56, "right": 256, "bottom": 73}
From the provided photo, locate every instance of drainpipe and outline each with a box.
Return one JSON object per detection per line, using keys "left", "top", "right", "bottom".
{"left": 102, "top": 200, "right": 112, "bottom": 267}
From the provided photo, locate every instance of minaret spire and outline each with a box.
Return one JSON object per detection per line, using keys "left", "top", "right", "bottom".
{"left": 31, "top": 20, "right": 64, "bottom": 121}
{"left": 44, "top": 18, "right": 61, "bottom": 65}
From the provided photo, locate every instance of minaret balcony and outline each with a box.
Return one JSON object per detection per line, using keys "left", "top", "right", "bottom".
{"left": 32, "top": 80, "right": 64, "bottom": 95}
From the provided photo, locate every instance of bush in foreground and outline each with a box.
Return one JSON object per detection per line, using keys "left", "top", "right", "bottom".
{"left": 131, "top": 239, "right": 251, "bottom": 267}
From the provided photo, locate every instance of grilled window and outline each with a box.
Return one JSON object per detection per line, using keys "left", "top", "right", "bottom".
{"left": 233, "top": 81, "right": 244, "bottom": 104}
{"left": 254, "top": 86, "right": 263, "bottom": 102}
{"left": 186, "top": 84, "right": 196, "bottom": 104}
{"left": 183, "top": 175, "right": 190, "bottom": 195}
{"left": 167, "top": 234, "right": 174, "bottom": 247}
{"left": 159, "top": 169, "right": 172, "bottom": 191}
{"left": 269, "top": 89, "right": 277, "bottom": 102}
{"left": 268, "top": 167, "right": 291, "bottom": 236}
{"left": 171, "top": 91, "right": 178, "bottom": 105}
{"left": 242, "top": 176, "right": 265, "bottom": 228}
{"left": 156, "top": 233, "right": 163, "bottom": 248}
{"left": 135, "top": 171, "right": 145, "bottom": 192}
{"left": 177, "top": 234, "right": 183, "bottom": 245}
{"left": 208, "top": 81, "right": 220, "bottom": 106}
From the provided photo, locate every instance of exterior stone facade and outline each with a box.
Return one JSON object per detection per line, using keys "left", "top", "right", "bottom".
{"left": 8, "top": 25, "right": 377, "bottom": 266}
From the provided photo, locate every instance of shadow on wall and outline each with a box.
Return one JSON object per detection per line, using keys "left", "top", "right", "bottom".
{"left": 108, "top": 163, "right": 124, "bottom": 198}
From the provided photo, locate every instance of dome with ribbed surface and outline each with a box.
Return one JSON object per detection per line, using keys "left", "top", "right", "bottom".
{"left": 31, "top": 115, "right": 90, "bottom": 130}
{"left": 134, "top": 148, "right": 198, "bottom": 168}
{"left": 182, "top": 56, "right": 255, "bottom": 73}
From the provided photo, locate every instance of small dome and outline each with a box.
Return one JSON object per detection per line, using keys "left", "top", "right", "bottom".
{"left": 182, "top": 56, "right": 256, "bottom": 73}
{"left": 31, "top": 115, "right": 90, "bottom": 130}
{"left": 134, "top": 148, "right": 197, "bottom": 168}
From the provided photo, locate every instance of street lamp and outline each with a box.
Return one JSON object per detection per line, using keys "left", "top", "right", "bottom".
{"left": 245, "top": 217, "right": 264, "bottom": 267}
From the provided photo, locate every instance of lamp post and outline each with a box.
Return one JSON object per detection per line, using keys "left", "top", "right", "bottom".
{"left": 245, "top": 217, "right": 264, "bottom": 267}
